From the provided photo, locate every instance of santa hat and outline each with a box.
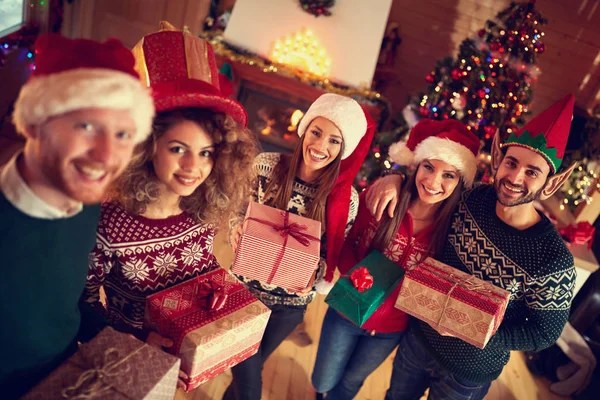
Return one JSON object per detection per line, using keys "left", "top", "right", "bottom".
{"left": 13, "top": 34, "right": 154, "bottom": 143}
{"left": 501, "top": 94, "right": 574, "bottom": 174}
{"left": 316, "top": 107, "right": 376, "bottom": 294}
{"left": 297, "top": 93, "right": 367, "bottom": 159}
{"left": 131, "top": 21, "right": 247, "bottom": 126}
{"left": 388, "top": 119, "right": 480, "bottom": 188}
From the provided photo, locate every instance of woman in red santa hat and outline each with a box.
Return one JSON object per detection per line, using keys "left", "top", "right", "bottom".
{"left": 81, "top": 23, "right": 257, "bottom": 348}
{"left": 225, "top": 93, "right": 375, "bottom": 400}
{"left": 311, "top": 119, "right": 480, "bottom": 400}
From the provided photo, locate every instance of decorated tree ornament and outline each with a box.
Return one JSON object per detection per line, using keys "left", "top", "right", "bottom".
{"left": 425, "top": 73, "right": 435, "bottom": 83}
{"left": 451, "top": 68, "right": 463, "bottom": 80}
{"left": 299, "top": 0, "right": 335, "bottom": 17}
{"left": 419, "top": 105, "right": 430, "bottom": 117}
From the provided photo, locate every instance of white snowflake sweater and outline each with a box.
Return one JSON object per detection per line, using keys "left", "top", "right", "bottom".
{"left": 82, "top": 201, "right": 218, "bottom": 338}
{"left": 412, "top": 184, "right": 575, "bottom": 384}
{"left": 234, "top": 152, "right": 358, "bottom": 307}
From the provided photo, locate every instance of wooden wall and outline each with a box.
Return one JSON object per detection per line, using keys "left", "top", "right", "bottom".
{"left": 382, "top": 0, "right": 600, "bottom": 117}
{"left": 63, "top": 0, "right": 600, "bottom": 117}
{"left": 62, "top": 0, "right": 211, "bottom": 48}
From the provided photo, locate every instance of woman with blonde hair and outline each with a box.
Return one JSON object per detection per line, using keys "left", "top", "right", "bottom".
{"left": 80, "top": 26, "right": 257, "bottom": 346}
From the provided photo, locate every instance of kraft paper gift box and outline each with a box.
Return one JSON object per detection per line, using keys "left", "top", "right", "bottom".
{"left": 231, "top": 201, "right": 321, "bottom": 292}
{"left": 325, "top": 250, "right": 405, "bottom": 326}
{"left": 395, "top": 257, "right": 510, "bottom": 349}
{"left": 145, "top": 268, "right": 271, "bottom": 391}
{"left": 22, "top": 327, "right": 180, "bottom": 400}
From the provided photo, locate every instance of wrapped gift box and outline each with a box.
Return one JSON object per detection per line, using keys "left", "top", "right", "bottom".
{"left": 231, "top": 201, "right": 321, "bottom": 292}
{"left": 23, "top": 327, "right": 180, "bottom": 400}
{"left": 395, "top": 257, "right": 510, "bottom": 349}
{"left": 325, "top": 250, "right": 405, "bottom": 326}
{"left": 145, "top": 268, "right": 271, "bottom": 391}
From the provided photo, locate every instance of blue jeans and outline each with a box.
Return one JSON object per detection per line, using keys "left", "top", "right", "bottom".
{"left": 312, "top": 307, "right": 404, "bottom": 399}
{"left": 385, "top": 326, "right": 491, "bottom": 400}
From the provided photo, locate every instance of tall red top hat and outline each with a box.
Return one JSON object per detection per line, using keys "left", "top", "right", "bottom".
{"left": 132, "top": 22, "right": 247, "bottom": 126}
{"left": 501, "top": 94, "right": 575, "bottom": 174}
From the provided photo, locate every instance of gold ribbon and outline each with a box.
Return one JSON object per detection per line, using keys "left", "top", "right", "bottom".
{"left": 61, "top": 344, "right": 146, "bottom": 399}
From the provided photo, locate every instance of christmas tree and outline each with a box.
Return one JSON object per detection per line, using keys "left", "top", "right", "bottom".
{"left": 356, "top": 0, "right": 547, "bottom": 189}
{"left": 559, "top": 105, "right": 600, "bottom": 212}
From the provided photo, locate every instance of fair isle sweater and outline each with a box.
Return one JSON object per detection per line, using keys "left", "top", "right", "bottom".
{"left": 82, "top": 201, "right": 219, "bottom": 338}
{"left": 413, "top": 184, "right": 575, "bottom": 384}
{"left": 234, "top": 152, "right": 358, "bottom": 307}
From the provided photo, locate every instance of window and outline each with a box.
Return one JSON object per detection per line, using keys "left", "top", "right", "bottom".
{"left": 0, "top": 0, "right": 27, "bottom": 38}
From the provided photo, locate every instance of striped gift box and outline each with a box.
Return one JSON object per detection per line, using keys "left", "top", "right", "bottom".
{"left": 232, "top": 202, "right": 321, "bottom": 292}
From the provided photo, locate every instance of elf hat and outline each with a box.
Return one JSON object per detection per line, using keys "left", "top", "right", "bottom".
{"left": 501, "top": 94, "right": 575, "bottom": 174}
{"left": 388, "top": 119, "right": 480, "bottom": 188}
{"left": 316, "top": 107, "right": 375, "bottom": 294}
{"left": 13, "top": 34, "right": 155, "bottom": 143}
{"left": 131, "top": 21, "right": 247, "bottom": 126}
{"left": 297, "top": 93, "right": 367, "bottom": 159}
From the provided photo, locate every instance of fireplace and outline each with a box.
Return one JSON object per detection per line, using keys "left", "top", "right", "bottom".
{"left": 217, "top": 55, "right": 387, "bottom": 154}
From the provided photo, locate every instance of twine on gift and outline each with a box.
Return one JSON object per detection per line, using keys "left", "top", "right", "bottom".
{"left": 61, "top": 344, "right": 145, "bottom": 399}
{"left": 432, "top": 273, "right": 488, "bottom": 330}
{"left": 246, "top": 211, "right": 320, "bottom": 284}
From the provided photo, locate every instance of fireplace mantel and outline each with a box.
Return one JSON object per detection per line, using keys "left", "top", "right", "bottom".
{"left": 216, "top": 55, "right": 388, "bottom": 153}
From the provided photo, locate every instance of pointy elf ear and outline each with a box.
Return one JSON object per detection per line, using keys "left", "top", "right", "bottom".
{"left": 490, "top": 130, "right": 503, "bottom": 174}
{"left": 539, "top": 161, "right": 578, "bottom": 200}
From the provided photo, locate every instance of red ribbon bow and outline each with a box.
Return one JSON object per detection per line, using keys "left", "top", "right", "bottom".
{"left": 350, "top": 266, "right": 374, "bottom": 293}
{"left": 196, "top": 280, "right": 228, "bottom": 311}
{"left": 559, "top": 221, "right": 596, "bottom": 250}
{"left": 246, "top": 211, "right": 320, "bottom": 284}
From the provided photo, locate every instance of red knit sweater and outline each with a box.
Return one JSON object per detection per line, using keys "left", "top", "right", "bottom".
{"left": 338, "top": 189, "right": 433, "bottom": 333}
{"left": 82, "top": 202, "right": 218, "bottom": 337}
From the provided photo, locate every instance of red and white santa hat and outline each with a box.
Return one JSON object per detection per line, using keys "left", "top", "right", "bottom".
{"left": 388, "top": 119, "right": 480, "bottom": 188}
{"left": 297, "top": 93, "right": 367, "bottom": 159}
{"left": 13, "top": 34, "right": 155, "bottom": 143}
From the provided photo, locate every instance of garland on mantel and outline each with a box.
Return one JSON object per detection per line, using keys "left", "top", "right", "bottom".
{"left": 200, "top": 30, "right": 389, "bottom": 109}
{"left": 299, "top": 0, "right": 335, "bottom": 17}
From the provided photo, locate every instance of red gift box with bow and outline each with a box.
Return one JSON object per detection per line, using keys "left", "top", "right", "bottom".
{"left": 144, "top": 268, "right": 271, "bottom": 391}
{"left": 559, "top": 221, "right": 596, "bottom": 250}
{"left": 232, "top": 202, "right": 321, "bottom": 291}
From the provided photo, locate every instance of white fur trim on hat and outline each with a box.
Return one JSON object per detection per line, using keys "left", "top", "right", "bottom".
{"left": 13, "top": 68, "right": 155, "bottom": 143}
{"left": 297, "top": 93, "right": 367, "bottom": 159}
{"left": 388, "top": 140, "right": 415, "bottom": 166}
{"left": 413, "top": 136, "right": 477, "bottom": 188}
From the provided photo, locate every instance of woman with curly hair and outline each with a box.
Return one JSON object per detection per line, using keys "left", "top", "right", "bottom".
{"left": 80, "top": 25, "right": 257, "bottom": 346}
{"left": 224, "top": 93, "right": 375, "bottom": 400}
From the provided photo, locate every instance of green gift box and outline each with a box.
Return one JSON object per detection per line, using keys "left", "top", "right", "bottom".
{"left": 325, "top": 250, "right": 405, "bottom": 327}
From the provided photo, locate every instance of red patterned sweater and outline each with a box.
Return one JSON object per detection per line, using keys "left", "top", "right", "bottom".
{"left": 338, "top": 189, "right": 433, "bottom": 333}
{"left": 82, "top": 202, "right": 218, "bottom": 338}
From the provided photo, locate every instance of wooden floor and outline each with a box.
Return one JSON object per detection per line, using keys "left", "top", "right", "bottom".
{"left": 175, "top": 230, "right": 571, "bottom": 400}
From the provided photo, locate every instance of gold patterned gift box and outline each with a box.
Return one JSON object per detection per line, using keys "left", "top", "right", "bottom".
{"left": 22, "top": 327, "right": 180, "bottom": 399}
{"left": 395, "top": 257, "right": 510, "bottom": 349}
{"left": 145, "top": 267, "right": 271, "bottom": 391}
